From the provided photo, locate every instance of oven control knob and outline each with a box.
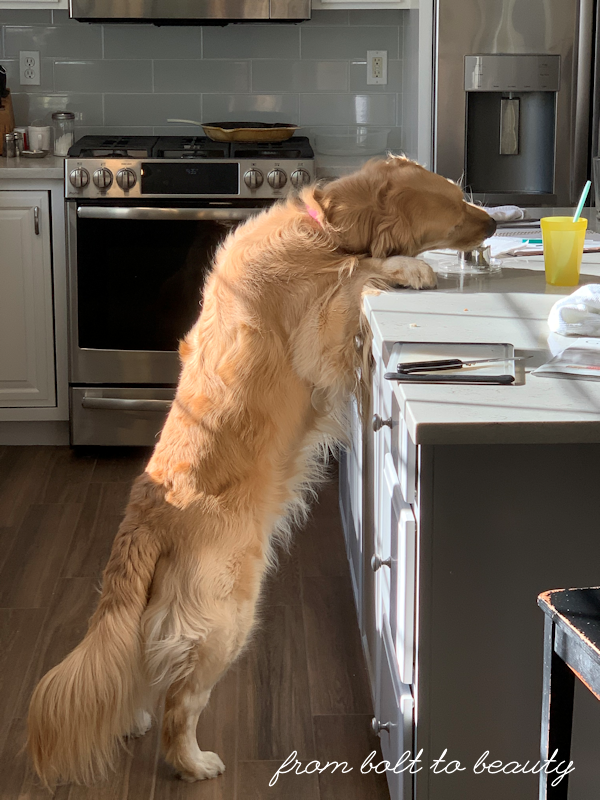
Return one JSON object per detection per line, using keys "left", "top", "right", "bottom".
{"left": 93, "top": 167, "right": 113, "bottom": 190}
{"left": 291, "top": 169, "right": 311, "bottom": 188}
{"left": 69, "top": 167, "right": 90, "bottom": 189}
{"left": 116, "top": 168, "right": 137, "bottom": 190}
{"left": 244, "top": 169, "right": 264, "bottom": 190}
{"left": 267, "top": 168, "right": 287, "bottom": 190}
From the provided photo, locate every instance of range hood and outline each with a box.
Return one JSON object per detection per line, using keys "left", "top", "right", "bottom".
{"left": 69, "top": 0, "right": 311, "bottom": 23}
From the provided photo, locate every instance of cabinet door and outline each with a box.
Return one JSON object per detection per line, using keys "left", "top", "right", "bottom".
{"left": 341, "top": 394, "right": 363, "bottom": 616}
{"left": 390, "top": 500, "right": 416, "bottom": 685}
{"left": 0, "top": 1, "right": 68, "bottom": 8}
{"left": 374, "top": 621, "right": 414, "bottom": 800}
{"left": 0, "top": 191, "right": 55, "bottom": 407}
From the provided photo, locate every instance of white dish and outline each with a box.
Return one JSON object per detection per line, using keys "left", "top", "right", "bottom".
{"left": 20, "top": 149, "right": 48, "bottom": 159}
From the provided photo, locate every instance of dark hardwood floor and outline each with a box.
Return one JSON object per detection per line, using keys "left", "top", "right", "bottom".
{"left": 0, "top": 446, "right": 389, "bottom": 800}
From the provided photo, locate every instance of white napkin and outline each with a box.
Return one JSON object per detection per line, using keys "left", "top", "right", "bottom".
{"left": 548, "top": 285, "right": 600, "bottom": 336}
{"left": 486, "top": 205, "right": 525, "bottom": 223}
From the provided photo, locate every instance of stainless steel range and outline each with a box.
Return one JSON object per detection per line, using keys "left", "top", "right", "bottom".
{"left": 65, "top": 134, "right": 315, "bottom": 446}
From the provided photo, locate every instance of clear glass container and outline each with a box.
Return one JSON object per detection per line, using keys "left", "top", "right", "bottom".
{"left": 52, "top": 111, "right": 75, "bottom": 157}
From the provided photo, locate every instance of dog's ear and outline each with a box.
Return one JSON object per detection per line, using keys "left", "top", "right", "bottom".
{"left": 314, "top": 159, "right": 418, "bottom": 256}
{"left": 371, "top": 191, "right": 415, "bottom": 258}
{"left": 314, "top": 173, "right": 378, "bottom": 253}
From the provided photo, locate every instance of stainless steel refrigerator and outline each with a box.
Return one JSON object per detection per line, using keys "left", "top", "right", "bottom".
{"left": 433, "top": 0, "right": 595, "bottom": 207}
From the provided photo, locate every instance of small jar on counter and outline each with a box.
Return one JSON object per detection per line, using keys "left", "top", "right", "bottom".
{"left": 52, "top": 111, "right": 75, "bottom": 157}
{"left": 3, "top": 131, "right": 16, "bottom": 158}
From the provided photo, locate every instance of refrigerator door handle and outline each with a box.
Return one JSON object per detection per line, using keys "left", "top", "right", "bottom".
{"left": 572, "top": 0, "right": 594, "bottom": 203}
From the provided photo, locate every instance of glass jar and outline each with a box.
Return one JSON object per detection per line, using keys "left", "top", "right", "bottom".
{"left": 52, "top": 111, "right": 75, "bottom": 157}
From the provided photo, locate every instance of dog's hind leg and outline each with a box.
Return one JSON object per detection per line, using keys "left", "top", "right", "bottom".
{"left": 162, "top": 674, "right": 224, "bottom": 782}
{"left": 160, "top": 629, "right": 241, "bottom": 782}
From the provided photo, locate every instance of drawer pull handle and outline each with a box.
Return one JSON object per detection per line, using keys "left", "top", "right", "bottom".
{"left": 372, "top": 414, "right": 392, "bottom": 432}
{"left": 371, "top": 717, "right": 392, "bottom": 735}
{"left": 371, "top": 554, "right": 391, "bottom": 571}
{"left": 82, "top": 397, "right": 172, "bottom": 412}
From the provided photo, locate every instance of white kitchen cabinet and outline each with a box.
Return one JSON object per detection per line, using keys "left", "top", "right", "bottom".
{"left": 0, "top": 0, "right": 67, "bottom": 8}
{"left": 343, "top": 285, "right": 600, "bottom": 800}
{"left": 0, "top": 190, "right": 55, "bottom": 407}
{"left": 339, "top": 393, "right": 364, "bottom": 623}
{"left": 375, "top": 619, "right": 413, "bottom": 800}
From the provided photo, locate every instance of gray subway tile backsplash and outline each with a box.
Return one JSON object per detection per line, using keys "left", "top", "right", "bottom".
{"left": 252, "top": 60, "right": 348, "bottom": 93}
{"left": 203, "top": 25, "right": 300, "bottom": 60}
{"left": 300, "top": 93, "right": 396, "bottom": 127}
{"left": 11, "top": 92, "right": 104, "bottom": 127}
{"left": 348, "top": 10, "right": 404, "bottom": 27}
{"left": 0, "top": 10, "right": 407, "bottom": 149}
{"left": 202, "top": 93, "right": 299, "bottom": 124}
{"left": 54, "top": 60, "right": 153, "bottom": 94}
{"left": 104, "top": 93, "right": 201, "bottom": 127}
{"left": 302, "top": 10, "right": 349, "bottom": 26}
{"left": 300, "top": 26, "right": 399, "bottom": 60}
{"left": 0, "top": 10, "right": 53, "bottom": 24}
{"left": 103, "top": 25, "right": 202, "bottom": 60}
{"left": 154, "top": 60, "right": 250, "bottom": 94}
{"left": 5, "top": 24, "right": 102, "bottom": 59}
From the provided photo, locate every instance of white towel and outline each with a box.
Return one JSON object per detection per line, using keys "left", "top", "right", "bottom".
{"left": 548, "top": 285, "right": 600, "bottom": 336}
{"left": 486, "top": 205, "right": 525, "bottom": 223}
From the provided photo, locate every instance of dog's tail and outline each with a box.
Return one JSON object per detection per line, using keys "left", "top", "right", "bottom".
{"left": 27, "top": 517, "right": 162, "bottom": 787}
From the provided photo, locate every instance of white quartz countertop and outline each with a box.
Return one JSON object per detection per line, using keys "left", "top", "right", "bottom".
{"left": 0, "top": 155, "right": 64, "bottom": 180}
{"left": 365, "top": 248, "right": 600, "bottom": 445}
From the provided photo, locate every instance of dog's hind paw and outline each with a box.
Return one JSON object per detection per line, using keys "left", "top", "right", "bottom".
{"left": 125, "top": 710, "right": 153, "bottom": 739}
{"left": 178, "top": 750, "right": 226, "bottom": 782}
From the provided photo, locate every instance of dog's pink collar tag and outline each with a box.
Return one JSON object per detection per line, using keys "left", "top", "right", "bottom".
{"left": 306, "top": 205, "right": 321, "bottom": 224}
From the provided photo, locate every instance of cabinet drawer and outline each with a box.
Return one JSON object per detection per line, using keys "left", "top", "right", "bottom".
{"left": 392, "top": 392, "right": 416, "bottom": 506}
{"left": 375, "top": 620, "right": 414, "bottom": 800}
{"left": 376, "top": 452, "right": 397, "bottom": 626}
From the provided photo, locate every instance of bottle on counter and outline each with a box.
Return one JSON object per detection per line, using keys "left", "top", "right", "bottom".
{"left": 52, "top": 111, "right": 75, "bottom": 157}
{"left": 13, "top": 127, "right": 26, "bottom": 155}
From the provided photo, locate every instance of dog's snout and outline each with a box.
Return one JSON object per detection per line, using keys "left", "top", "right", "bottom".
{"left": 486, "top": 216, "right": 497, "bottom": 237}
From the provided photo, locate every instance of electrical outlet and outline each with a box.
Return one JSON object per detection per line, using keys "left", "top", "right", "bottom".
{"left": 367, "top": 50, "right": 388, "bottom": 86}
{"left": 20, "top": 51, "right": 40, "bottom": 86}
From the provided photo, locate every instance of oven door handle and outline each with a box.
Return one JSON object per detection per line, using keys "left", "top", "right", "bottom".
{"left": 76, "top": 206, "right": 262, "bottom": 221}
{"left": 81, "top": 397, "right": 173, "bottom": 412}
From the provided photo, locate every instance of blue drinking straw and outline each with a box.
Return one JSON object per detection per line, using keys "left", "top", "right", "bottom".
{"left": 573, "top": 180, "right": 591, "bottom": 223}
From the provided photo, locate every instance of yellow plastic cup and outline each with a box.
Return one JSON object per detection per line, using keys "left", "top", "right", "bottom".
{"left": 540, "top": 216, "right": 587, "bottom": 286}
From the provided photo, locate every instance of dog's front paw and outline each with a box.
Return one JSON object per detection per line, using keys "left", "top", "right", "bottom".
{"left": 178, "top": 750, "right": 226, "bottom": 782}
{"left": 385, "top": 256, "right": 437, "bottom": 290}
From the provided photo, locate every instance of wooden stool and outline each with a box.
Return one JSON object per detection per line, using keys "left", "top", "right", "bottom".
{"left": 538, "top": 587, "right": 600, "bottom": 799}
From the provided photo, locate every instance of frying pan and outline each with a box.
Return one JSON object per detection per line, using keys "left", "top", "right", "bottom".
{"left": 168, "top": 118, "right": 298, "bottom": 143}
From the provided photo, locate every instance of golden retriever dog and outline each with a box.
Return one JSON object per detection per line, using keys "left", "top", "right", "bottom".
{"left": 27, "top": 156, "right": 494, "bottom": 787}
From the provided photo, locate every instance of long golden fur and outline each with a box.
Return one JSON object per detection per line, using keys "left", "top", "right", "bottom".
{"left": 27, "top": 156, "right": 494, "bottom": 787}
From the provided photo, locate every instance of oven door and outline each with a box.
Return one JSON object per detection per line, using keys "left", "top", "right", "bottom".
{"left": 68, "top": 201, "right": 264, "bottom": 385}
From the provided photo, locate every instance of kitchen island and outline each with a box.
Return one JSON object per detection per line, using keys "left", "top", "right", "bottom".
{"left": 342, "top": 247, "right": 600, "bottom": 800}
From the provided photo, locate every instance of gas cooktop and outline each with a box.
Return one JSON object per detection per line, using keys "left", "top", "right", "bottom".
{"left": 65, "top": 134, "right": 315, "bottom": 201}
{"left": 67, "top": 135, "right": 314, "bottom": 161}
